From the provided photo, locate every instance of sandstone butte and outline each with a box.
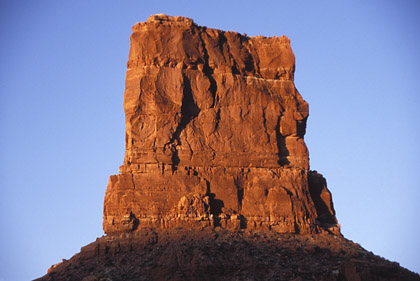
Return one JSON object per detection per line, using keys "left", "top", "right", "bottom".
{"left": 103, "top": 14, "right": 339, "bottom": 235}
{"left": 36, "top": 15, "right": 420, "bottom": 281}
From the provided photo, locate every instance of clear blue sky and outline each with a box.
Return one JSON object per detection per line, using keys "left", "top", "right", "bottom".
{"left": 1, "top": 1, "right": 419, "bottom": 280}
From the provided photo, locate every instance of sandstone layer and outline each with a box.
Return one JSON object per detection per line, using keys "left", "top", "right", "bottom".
{"left": 103, "top": 14, "right": 339, "bottom": 235}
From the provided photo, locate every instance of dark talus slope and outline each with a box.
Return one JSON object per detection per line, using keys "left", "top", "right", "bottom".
{"left": 37, "top": 228, "right": 419, "bottom": 281}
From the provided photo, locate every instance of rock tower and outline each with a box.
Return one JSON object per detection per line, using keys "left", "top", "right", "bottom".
{"left": 103, "top": 14, "right": 339, "bottom": 235}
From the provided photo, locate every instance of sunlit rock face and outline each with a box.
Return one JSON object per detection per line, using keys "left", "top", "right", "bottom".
{"left": 103, "top": 14, "right": 339, "bottom": 235}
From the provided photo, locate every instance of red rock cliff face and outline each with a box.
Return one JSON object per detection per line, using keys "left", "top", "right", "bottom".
{"left": 103, "top": 14, "right": 339, "bottom": 235}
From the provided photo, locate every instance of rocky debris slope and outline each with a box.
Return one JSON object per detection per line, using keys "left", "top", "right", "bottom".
{"left": 37, "top": 227, "right": 420, "bottom": 281}
{"left": 103, "top": 14, "right": 339, "bottom": 235}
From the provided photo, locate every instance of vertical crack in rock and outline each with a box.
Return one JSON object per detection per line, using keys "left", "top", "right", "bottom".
{"left": 262, "top": 108, "right": 271, "bottom": 144}
{"left": 198, "top": 31, "right": 217, "bottom": 108}
{"left": 165, "top": 74, "right": 200, "bottom": 170}
{"left": 220, "top": 32, "right": 240, "bottom": 76}
{"left": 129, "top": 173, "right": 139, "bottom": 232}
{"left": 234, "top": 175, "right": 244, "bottom": 211}
{"left": 243, "top": 45, "right": 255, "bottom": 74}
{"left": 275, "top": 115, "right": 290, "bottom": 166}
{"left": 296, "top": 116, "right": 308, "bottom": 139}
{"left": 213, "top": 108, "right": 221, "bottom": 133}
{"left": 131, "top": 173, "right": 136, "bottom": 190}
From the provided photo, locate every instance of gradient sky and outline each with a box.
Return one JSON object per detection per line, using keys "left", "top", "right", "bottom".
{"left": 1, "top": 1, "right": 419, "bottom": 280}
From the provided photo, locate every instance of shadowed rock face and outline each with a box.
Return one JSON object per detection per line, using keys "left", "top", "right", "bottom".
{"left": 103, "top": 14, "right": 339, "bottom": 235}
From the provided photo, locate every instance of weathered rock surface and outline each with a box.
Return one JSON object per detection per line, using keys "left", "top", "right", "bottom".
{"left": 37, "top": 228, "right": 420, "bottom": 281}
{"left": 103, "top": 14, "right": 339, "bottom": 235}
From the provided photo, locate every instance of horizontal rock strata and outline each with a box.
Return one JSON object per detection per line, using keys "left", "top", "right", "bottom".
{"left": 103, "top": 14, "right": 339, "bottom": 235}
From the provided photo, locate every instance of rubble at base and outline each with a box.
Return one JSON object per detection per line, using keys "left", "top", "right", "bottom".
{"left": 37, "top": 227, "right": 420, "bottom": 281}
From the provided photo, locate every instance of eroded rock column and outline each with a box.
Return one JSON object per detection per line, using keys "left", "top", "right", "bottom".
{"left": 103, "top": 14, "right": 340, "bottom": 235}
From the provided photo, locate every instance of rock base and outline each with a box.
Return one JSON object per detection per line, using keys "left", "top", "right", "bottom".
{"left": 37, "top": 228, "right": 420, "bottom": 281}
